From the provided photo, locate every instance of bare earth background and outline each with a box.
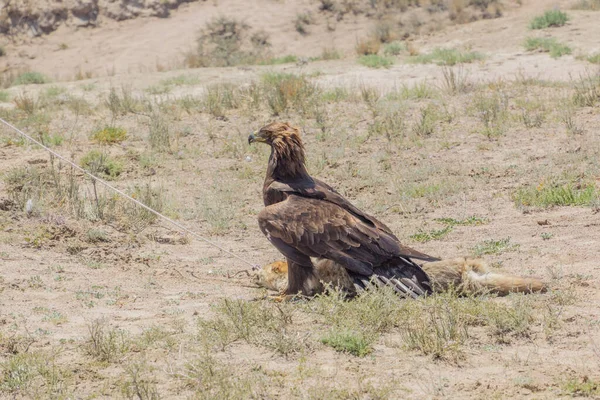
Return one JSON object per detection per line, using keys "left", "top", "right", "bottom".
{"left": 1, "top": 0, "right": 600, "bottom": 398}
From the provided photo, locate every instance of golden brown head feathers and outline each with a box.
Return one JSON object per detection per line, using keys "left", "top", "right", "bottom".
{"left": 250, "top": 122, "right": 307, "bottom": 178}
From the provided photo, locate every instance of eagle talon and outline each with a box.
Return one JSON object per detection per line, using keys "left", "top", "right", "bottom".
{"left": 268, "top": 293, "right": 294, "bottom": 302}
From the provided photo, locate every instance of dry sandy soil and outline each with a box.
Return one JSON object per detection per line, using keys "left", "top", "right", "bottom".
{"left": 1, "top": 0, "right": 600, "bottom": 398}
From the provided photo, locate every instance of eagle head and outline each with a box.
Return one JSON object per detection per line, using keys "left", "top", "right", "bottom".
{"left": 248, "top": 122, "right": 302, "bottom": 147}
{"left": 249, "top": 122, "right": 307, "bottom": 175}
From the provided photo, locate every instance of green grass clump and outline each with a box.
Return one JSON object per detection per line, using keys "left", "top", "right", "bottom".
{"left": 529, "top": 10, "right": 569, "bottom": 29}
{"left": 198, "top": 298, "right": 302, "bottom": 356}
{"left": 513, "top": 181, "right": 598, "bottom": 207}
{"left": 572, "top": 0, "right": 600, "bottom": 10}
{"left": 586, "top": 53, "right": 600, "bottom": 64}
{"left": 523, "top": 37, "right": 572, "bottom": 58}
{"left": 0, "top": 351, "right": 69, "bottom": 396}
{"left": 472, "top": 237, "right": 519, "bottom": 256}
{"left": 80, "top": 150, "right": 123, "bottom": 180}
{"left": 321, "top": 330, "right": 372, "bottom": 357}
{"left": 0, "top": 90, "right": 9, "bottom": 102}
{"left": 383, "top": 41, "right": 405, "bottom": 56}
{"left": 562, "top": 376, "right": 600, "bottom": 397}
{"left": 12, "top": 71, "right": 50, "bottom": 86}
{"left": 435, "top": 216, "right": 488, "bottom": 226}
{"left": 358, "top": 54, "right": 394, "bottom": 69}
{"left": 261, "top": 55, "right": 298, "bottom": 65}
{"left": 91, "top": 126, "right": 127, "bottom": 144}
{"left": 410, "top": 225, "right": 453, "bottom": 243}
{"left": 407, "top": 48, "right": 485, "bottom": 66}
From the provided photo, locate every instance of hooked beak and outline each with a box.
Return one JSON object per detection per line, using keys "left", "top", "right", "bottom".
{"left": 248, "top": 131, "right": 266, "bottom": 145}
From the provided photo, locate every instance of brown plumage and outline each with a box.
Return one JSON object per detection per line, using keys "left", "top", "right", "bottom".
{"left": 249, "top": 122, "right": 439, "bottom": 298}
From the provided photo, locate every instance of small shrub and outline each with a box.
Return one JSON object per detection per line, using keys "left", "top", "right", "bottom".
{"left": 562, "top": 376, "right": 600, "bottom": 396}
{"left": 435, "top": 216, "right": 488, "bottom": 226}
{"left": 587, "top": 53, "right": 600, "bottom": 64}
{"left": 358, "top": 54, "right": 394, "bottom": 68}
{"left": 523, "top": 37, "right": 571, "bottom": 58}
{"left": 186, "top": 16, "right": 270, "bottom": 67}
{"left": 86, "top": 318, "right": 130, "bottom": 363}
{"left": 148, "top": 112, "right": 171, "bottom": 151}
{"left": 120, "top": 362, "right": 160, "bottom": 400}
{"left": 383, "top": 41, "right": 405, "bottom": 56}
{"left": 412, "top": 104, "right": 438, "bottom": 136}
{"left": 513, "top": 180, "right": 598, "bottom": 208}
{"left": 321, "top": 47, "right": 342, "bottom": 60}
{"left": 388, "top": 81, "right": 437, "bottom": 100}
{"left": 80, "top": 150, "right": 122, "bottom": 180}
{"left": 202, "top": 83, "right": 240, "bottom": 118}
{"left": 410, "top": 225, "right": 453, "bottom": 242}
{"left": 0, "top": 351, "right": 68, "bottom": 396}
{"left": 472, "top": 91, "right": 508, "bottom": 137}
{"left": 198, "top": 298, "right": 302, "bottom": 356}
{"left": 408, "top": 48, "right": 485, "bottom": 66}
{"left": 12, "top": 72, "right": 49, "bottom": 86}
{"left": 0, "top": 90, "right": 9, "bottom": 102}
{"left": 529, "top": 10, "right": 568, "bottom": 29}
{"left": 484, "top": 295, "right": 534, "bottom": 342}
{"left": 321, "top": 330, "right": 373, "bottom": 357}
{"left": 91, "top": 126, "right": 127, "bottom": 144}
{"left": 261, "top": 55, "right": 298, "bottom": 65}
{"left": 368, "top": 107, "right": 405, "bottom": 141}
{"left": 355, "top": 37, "right": 381, "bottom": 55}
{"left": 515, "top": 97, "right": 546, "bottom": 128}
{"left": 572, "top": 0, "right": 600, "bottom": 10}
{"left": 399, "top": 293, "right": 470, "bottom": 361}
{"left": 372, "top": 21, "right": 395, "bottom": 43}
{"left": 441, "top": 65, "right": 472, "bottom": 94}
{"left": 572, "top": 71, "right": 600, "bottom": 107}
{"left": 105, "top": 86, "right": 140, "bottom": 117}
{"left": 295, "top": 12, "right": 313, "bottom": 35}
{"left": 13, "top": 93, "right": 37, "bottom": 115}
{"left": 261, "top": 72, "right": 319, "bottom": 116}
{"left": 472, "top": 237, "right": 519, "bottom": 256}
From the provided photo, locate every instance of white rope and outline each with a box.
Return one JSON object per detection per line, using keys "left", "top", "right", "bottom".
{"left": 0, "top": 117, "right": 260, "bottom": 270}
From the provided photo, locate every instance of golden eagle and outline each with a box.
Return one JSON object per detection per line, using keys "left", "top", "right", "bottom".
{"left": 249, "top": 122, "right": 440, "bottom": 298}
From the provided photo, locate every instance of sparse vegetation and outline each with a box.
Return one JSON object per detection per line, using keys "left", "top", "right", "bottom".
{"left": 523, "top": 37, "right": 572, "bottom": 58}
{"left": 261, "top": 72, "right": 319, "bottom": 116}
{"left": 185, "top": 16, "right": 271, "bottom": 67}
{"left": 91, "top": 126, "right": 127, "bottom": 144}
{"left": 383, "top": 41, "right": 405, "bottom": 56}
{"left": 572, "top": 0, "right": 600, "bottom": 10}
{"left": 295, "top": 12, "right": 313, "bottom": 35}
{"left": 529, "top": 10, "right": 569, "bottom": 29}
{"left": 472, "top": 237, "right": 519, "bottom": 256}
{"left": 12, "top": 71, "right": 50, "bottom": 86}
{"left": 80, "top": 150, "right": 123, "bottom": 180}
{"left": 85, "top": 318, "right": 130, "bottom": 363}
{"left": 410, "top": 225, "right": 453, "bottom": 242}
{"left": 358, "top": 54, "right": 394, "bottom": 68}
{"left": 586, "top": 53, "right": 600, "bottom": 64}
{"left": 562, "top": 376, "right": 600, "bottom": 397}
{"left": 355, "top": 37, "right": 381, "bottom": 56}
{"left": 0, "top": 8, "right": 597, "bottom": 397}
{"left": 513, "top": 180, "right": 599, "bottom": 208}
{"left": 408, "top": 48, "right": 485, "bottom": 66}
{"left": 472, "top": 90, "right": 509, "bottom": 137}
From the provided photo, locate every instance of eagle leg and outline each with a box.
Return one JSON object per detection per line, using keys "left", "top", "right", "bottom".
{"left": 285, "top": 259, "right": 323, "bottom": 297}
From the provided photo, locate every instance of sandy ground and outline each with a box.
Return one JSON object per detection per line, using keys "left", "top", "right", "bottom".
{"left": 1, "top": 0, "right": 600, "bottom": 398}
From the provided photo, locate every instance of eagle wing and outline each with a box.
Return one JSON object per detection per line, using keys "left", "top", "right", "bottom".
{"left": 264, "top": 180, "right": 438, "bottom": 262}
{"left": 258, "top": 194, "right": 431, "bottom": 276}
